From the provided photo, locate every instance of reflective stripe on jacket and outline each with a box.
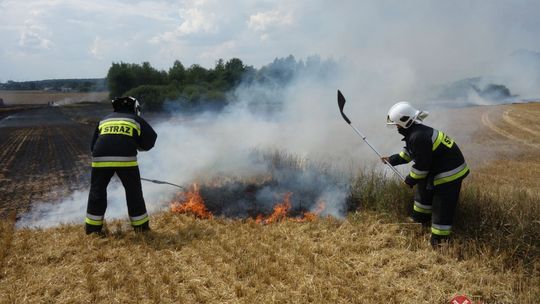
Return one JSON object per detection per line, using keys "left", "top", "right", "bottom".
{"left": 91, "top": 111, "right": 157, "bottom": 168}
{"left": 388, "top": 124, "right": 469, "bottom": 187}
{"left": 91, "top": 156, "right": 138, "bottom": 168}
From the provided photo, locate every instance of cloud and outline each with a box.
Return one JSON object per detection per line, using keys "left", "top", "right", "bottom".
{"left": 178, "top": 5, "right": 218, "bottom": 35}
{"left": 89, "top": 36, "right": 106, "bottom": 60}
{"left": 247, "top": 10, "right": 293, "bottom": 32}
{"left": 18, "top": 18, "right": 54, "bottom": 52}
{"left": 1, "top": 0, "right": 540, "bottom": 84}
{"left": 150, "top": 0, "right": 222, "bottom": 44}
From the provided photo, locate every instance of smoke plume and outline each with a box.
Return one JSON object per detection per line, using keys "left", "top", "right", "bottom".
{"left": 16, "top": 1, "right": 540, "bottom": 227}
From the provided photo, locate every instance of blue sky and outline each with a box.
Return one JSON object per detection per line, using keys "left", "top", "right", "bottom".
{"left": 1, "top": 0, "right": 540, "bottom": 82}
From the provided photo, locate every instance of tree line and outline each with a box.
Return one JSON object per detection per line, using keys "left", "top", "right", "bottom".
{"left": 107, "top": 58, "right": 252, "bottom": 111}
{"left": 0, "top": 55, "right": 336, "bottom": 111}
{"left": 106, "top": 55, "right": 337, "bottom": 111}
{"left": 0, "top": 78, "right": 107, "bottom": 92}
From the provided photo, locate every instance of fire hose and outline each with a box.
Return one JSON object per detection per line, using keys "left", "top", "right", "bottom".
{"left": 141, "top": 177, "right": 186, "bottom": 190}
{"left": 337, "top": 90, "right": 405, "bottom": 181}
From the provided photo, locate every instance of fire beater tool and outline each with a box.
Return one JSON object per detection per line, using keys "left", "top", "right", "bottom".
{"left": 141, "top": 177, "right": 186, "bottom": 190}
{"left": 337, "top": 90, "right": 405, "bottom": 181}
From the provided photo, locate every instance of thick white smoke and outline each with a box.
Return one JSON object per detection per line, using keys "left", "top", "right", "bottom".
{"left": 15, "top": 1, "right": 540, "bottom": 228}
{"left": 17, "top": 47, "right": 540, "bottom": 228}
{"left": 17, "top": 57, "right": 412, "bottom": 228}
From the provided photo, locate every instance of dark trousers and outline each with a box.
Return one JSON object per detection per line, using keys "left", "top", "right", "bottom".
{"left": 411, "top": 179, "right": 463, "bottom": 240}
{"left": 86, "top": 166, "right": 148, "bottom": 233}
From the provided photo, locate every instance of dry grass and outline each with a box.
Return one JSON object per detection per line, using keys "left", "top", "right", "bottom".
{"left": 0, "top": 211, "right": 537, "bottom": 303}
{"left": 0, "top": 103, "right": 539, "bottom": 303}
{"left": 0, "top": 90, "right": 108, "bottom": 105}
{"left": 471, "top": 103, "right": 540, "bottom": 195}
{"left": 0, "top": 212, "right": 16, "bottom": 276}
{"left": 459, "top": 103, "right": 540, "bottom": 262}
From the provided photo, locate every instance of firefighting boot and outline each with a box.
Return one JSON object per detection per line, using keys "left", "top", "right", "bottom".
{"left": 85, "top": 223, "right": 106, "bottom": 237}
{"left": 410, "top": 211, "right": 431, "bottom": 226}
{"left": 430, "top": 234, "right": 451, "bottom": 248}
{"left": 133, "top": 221, "right": 150, "bottom": 233}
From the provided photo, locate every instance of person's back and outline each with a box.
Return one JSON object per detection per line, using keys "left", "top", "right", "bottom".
{"left": 91, "top": 111, "right": 156, "bottom": 166}
{"left": 85, "top": 96, "right": 157, "bottom": 235}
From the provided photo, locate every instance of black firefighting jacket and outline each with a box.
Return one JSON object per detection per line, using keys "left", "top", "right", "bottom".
{"left": 388, "top": 123, "right": 469, "bottom": 187}
{"left": 90, "top": 111, "right": 157, "bottom": 168}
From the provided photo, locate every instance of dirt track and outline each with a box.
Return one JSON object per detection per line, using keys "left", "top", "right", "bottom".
{"left": 467, "top": 102, "right": 540, "bottom": 194}
{"left": 481, "top": 106, "right": 540, "bottom": 148}
{"left": 0, "top": 104, "right": 109, "bottom": 217}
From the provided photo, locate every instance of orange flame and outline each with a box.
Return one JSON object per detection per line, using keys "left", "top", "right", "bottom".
{"left": 256, "top": 192, "right": 292, "bottom": 224}
{"left": 170, "top": 183, "right": 213, "bottom": 219}
{"left": 255, "top": 193, "right": 326, "bottom": 224}
{"left": 291, "top": 200, "right": 326, "bottom": 222}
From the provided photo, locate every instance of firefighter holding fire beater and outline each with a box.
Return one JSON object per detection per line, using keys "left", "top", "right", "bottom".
{"left": 382, "top": 102, "right": 469, "bottom": 247}
{"left": 85, "top": 96, "right": 157, "bottom": 235}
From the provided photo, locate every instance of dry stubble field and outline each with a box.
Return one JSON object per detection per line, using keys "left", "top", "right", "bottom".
{"left": 0, "top": 90, "right": 108, "bottom": 106}
{"left": 0, "top": 99, "right": 538, "bottom": 303}
{"left": 0, "top": 102, "right": 110, "bottom": 217}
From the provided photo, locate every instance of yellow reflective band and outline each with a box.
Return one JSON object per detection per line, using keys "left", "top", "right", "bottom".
{"left": 99, "top": 121, "right": 141, "bottom": 136}
{"left": 409, "top": 171, "right": 427, "bottom": 179}
{"left": 131, "top": 216, "right": 149, "bottom": 226}
{"left": 414, "top": 205, "right": 432, "bottom": 214}
{"left": 434, "top": 166, "right": 469, "bottom": 186}
{"left": 431, "top": 227, "right": 452, "bottom": 236}
{"left": 399, "top": 151, "right": 411, "bottom": 162}
{"left": 441, "top": 134, "right": 454, "bottom": 149}
{"left": 92, "top": 161, "right": 138, "bottom": 168}
{"left": 432, "top": 131, "right": 444, "bottom": 151}
{"left": 85, "top": 217, "right": 104, "bottom": 226}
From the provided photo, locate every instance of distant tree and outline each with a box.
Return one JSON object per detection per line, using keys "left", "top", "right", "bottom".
{"left": 263, "top": 55, "right": 297, "bottom": 85}
{"left": 168, "top": 60, "right": 186, "bottom": 84}
{"left": 107, "top": 62, "right": 136, "bottom": 97}
{"left": 214, "top": 59, "right": 225, "bottom": 73}
{"left": 107, "top": 62, "right": 166, "bottom": 98}
{"left": 138, "top": 62, "right": 167, "bottom": 86}
{"left": 206, "top": 59, "right": 225, "bottom": 83}
{"left": 185, "top": 64, "right": 208, "bottom": 84}
{"left": 127, "top": 85, "right": 164, "bottom": 110}
{"left": 223, "top": 58, "right": 246, "bottom": 88}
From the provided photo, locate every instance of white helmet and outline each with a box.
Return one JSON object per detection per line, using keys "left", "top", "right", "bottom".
{"left": 386, "top": 101, "right": 428, "bottom": 128}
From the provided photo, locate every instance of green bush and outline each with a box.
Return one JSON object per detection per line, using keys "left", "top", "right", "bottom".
{"left": 125, "top": 85, "right": 180, "bottom": 111}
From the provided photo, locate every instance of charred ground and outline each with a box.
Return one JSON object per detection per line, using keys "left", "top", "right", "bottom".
{"left": 0, "top": 103, "right": 110, "bottom": 217}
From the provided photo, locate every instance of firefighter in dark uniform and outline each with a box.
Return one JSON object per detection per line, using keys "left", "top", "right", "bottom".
{"left": 382, "top": 101, "right": 469, "bottom": 246}
{"left": 85, "top": 96, "right": 157, "bottom": 234}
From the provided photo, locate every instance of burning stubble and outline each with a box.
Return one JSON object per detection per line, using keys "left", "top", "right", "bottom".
{"left": 16, "top": 49, "right": 540, "bottom": 228}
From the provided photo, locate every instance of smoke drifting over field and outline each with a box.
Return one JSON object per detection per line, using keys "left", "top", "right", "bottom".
{"left": 18, "top": 48, "right": 540, "bottom": 228}
{"left": 16, "top": 1, "right": 540, "bottom": 228}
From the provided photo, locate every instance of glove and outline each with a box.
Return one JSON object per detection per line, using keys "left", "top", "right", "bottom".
{"left": 404, "top": 176, "right": 416, "bottom": 188}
